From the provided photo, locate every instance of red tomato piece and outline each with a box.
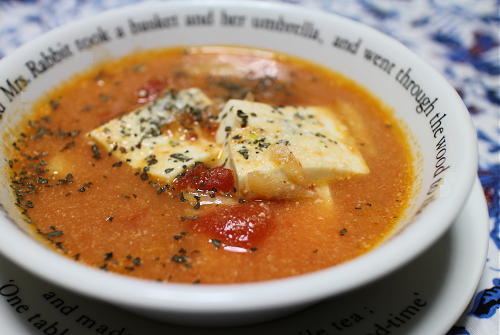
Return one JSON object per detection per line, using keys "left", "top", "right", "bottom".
{"left": 193, "top": 202, "right": 273, "bottom": 249}
{"left": 175, "top": 165, "right": 234, "bottom": 193}
{"left": 137, "top": 78, "right": 166, "bottom": 103}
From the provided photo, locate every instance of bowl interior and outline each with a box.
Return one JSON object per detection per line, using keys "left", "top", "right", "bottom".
{"left": 0, "top": 0, "right": 476, "bottom": 316}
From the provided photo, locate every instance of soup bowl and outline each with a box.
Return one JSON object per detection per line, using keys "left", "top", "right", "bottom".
{"left": 0, "top": 0, "right": 477, "bottom": 326}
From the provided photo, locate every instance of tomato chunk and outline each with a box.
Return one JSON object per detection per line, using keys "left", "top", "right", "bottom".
{"left": 136, "top": 78, "right": 167, "bottom": 103}
{"left": 175, "top": 165, "right": 234, "bottom": 193}
{"left": 193, "top": 202, "right": 273, "bottom": 249}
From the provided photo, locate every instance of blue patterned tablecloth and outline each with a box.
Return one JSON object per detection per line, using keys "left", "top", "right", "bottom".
{"left": 0, "top": 1, "right": 498, "bottom": 334}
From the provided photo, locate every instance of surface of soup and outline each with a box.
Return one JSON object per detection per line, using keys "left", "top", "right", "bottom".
{"left": 7, "top": 46, "right": 413, "bottom": 284}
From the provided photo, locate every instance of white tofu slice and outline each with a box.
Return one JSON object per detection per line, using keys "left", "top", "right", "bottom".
{"left": 216, "top": 100, "right": 368, "bottom": 199}
{"left": 88, "top": 88, "right": 220, "bottom": 183}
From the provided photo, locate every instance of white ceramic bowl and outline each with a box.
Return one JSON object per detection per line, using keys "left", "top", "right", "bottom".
{"left": 0, "top": 0, "right": 477, "bottom": 326}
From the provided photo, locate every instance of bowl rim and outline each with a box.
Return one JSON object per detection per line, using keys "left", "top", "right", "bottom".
{"left": 0, "top": 0, "right": 478, "bottom": 313}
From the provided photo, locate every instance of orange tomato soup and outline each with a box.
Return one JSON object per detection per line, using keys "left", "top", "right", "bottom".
{"left": 7, "top": 46, "right": 413, "bottom": 284}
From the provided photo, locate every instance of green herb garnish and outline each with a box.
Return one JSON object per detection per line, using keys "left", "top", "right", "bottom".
{"left": 170, "top": 153, "right": 191, "bottom": 162}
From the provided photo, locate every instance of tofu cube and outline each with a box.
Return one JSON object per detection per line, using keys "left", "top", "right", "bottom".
{"left": 217, "top": 100, "right": 368, "bottom": 198}
{"left": 88, "top": 88, "right": 219, "bottom": 183}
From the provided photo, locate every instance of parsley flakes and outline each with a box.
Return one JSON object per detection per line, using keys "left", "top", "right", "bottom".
{"left": 170, "top": 153, "right": 191, "bottom": 162}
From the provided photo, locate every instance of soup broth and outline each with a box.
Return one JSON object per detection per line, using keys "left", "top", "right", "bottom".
{"left": 7, "top": 46, "right": 413, "bottom": 284}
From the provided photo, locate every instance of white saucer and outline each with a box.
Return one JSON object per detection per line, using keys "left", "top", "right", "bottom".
{"left": 0, "top": 178, "right": 488, "bottom": 335}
